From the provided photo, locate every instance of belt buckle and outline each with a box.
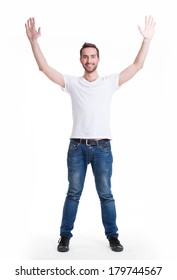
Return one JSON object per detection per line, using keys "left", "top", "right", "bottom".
{"left": 86, "top": 139, "right": 91, "bottom": 146}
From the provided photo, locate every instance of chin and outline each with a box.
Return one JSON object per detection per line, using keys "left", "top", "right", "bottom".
{"left": 84, "top": 66, "right": 97, "bottom": 73}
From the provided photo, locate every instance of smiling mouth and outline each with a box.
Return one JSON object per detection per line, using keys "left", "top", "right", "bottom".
{"left": 83, "top": 63, "right": 97, "bottom": 73}
{"left": 86, "top": 64, "right": 94, "bottom": 67}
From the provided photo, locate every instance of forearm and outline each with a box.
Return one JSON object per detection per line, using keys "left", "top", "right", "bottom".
{"left": 119, "top": 39, "right": 151, "bottom": 86}
{"left": 29, "top": 39, "right": 64, "bottom": 87}
{"left": 134, "top": 38, "right": 151, "bottom": 70}
{"left": 119, "top": 16, "right": 155, "bottom": 86}
{"left": 30, "top": 39, "right": 48, "bottom": 71}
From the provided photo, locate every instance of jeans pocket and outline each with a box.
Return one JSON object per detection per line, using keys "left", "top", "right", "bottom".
{"left": 98, "top": 142, "right": 111, "bottom": 152}
{"left": 68, "top": 140, "right": 80, "bottom": 151}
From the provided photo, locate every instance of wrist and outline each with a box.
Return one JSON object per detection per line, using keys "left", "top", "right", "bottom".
{"left": 143, "top": 38, "right": 151, "bottom": 43}
{"left": 30, "top": 38, "right": 38, "bottom": 45}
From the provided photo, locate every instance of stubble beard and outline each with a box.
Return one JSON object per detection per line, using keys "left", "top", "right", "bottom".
{"left": 83, "top": 63, "right": 98, "bottom": 74}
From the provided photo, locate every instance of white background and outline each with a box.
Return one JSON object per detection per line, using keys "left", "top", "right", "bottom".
{"left": 0, "top": 0, "right": 177, "bottom": 271}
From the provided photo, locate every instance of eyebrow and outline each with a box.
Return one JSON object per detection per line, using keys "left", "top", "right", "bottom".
{"left": 82, "top": 54, "right": 97, "bottom": 58}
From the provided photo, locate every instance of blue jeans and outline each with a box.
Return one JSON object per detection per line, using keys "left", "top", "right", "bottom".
{"left": 60, "top": 139, "right": 118, "bottom": 239}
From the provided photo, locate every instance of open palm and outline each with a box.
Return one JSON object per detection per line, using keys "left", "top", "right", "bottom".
{"left": 138, "top": 15, "right": 156, "bottom": 40}
{"left": 25, "top": 18, "right": 41, "bottom": 42}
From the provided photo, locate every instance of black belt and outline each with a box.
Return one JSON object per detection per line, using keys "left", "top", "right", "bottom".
{"left": 71, "top": 138, "right": 110, "bottom": 146}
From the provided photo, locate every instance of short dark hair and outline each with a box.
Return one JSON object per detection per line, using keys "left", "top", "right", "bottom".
{"left": 80, "top": 42, "right": 99, "bottom": 58}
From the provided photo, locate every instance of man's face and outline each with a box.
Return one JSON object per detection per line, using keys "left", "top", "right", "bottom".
{"left": 80, "top": 47, "right": 100, "bottom": 73}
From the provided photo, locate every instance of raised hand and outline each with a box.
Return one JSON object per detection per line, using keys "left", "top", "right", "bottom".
{"left": 138, "top": 15, "right": 156, "bottom": 41}
{"left": 25, "top": 18, "right": 41, "bottom": 42}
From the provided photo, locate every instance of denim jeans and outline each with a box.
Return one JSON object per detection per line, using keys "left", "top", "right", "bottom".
{"left": 60, "top": 139, "right": 118, "bottom": 239}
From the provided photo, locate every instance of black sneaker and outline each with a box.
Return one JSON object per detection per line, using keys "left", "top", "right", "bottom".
{"left": 109, "top": 236, "right": 124, "bottom": 252}
{"left": 57, "top": 235, "right": 70, "bottom": 252}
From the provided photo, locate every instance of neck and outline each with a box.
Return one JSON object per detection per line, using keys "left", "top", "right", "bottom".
{"left": 83, "top": 71, "right": 99, "bottom": 82}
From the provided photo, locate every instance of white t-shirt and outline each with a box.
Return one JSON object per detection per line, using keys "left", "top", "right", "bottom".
{"left": 62, "top": 74, "right": 120, "bottom": 139}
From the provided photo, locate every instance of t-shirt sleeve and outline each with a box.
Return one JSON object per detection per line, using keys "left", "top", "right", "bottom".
{"left": 111, "top": 73, "right": 120, "bottom": 91}
{"left": 105, "top": 73, "right": 120, "bottom": 93}
{"left": 60, "top": 75, "right": 73, "bottom": 94}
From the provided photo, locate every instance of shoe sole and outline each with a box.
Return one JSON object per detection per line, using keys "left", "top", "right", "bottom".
{"left": 57, "top": 246, "right": 69, "bottom": 252}
{"left": 110, "top": 246, "right": 124, "bottom": 252}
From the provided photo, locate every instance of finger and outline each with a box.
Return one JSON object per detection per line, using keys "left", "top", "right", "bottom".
{"left": 150, "top": 17, "right": 156, "bottom": 27}
{"left": 29, "top": 17, "right": 34, "bottom": 28}
{"left": 147, "top": 15, "right": 151, "bottom": 25}
{"left": 25, "top": 23, "right": 28, "bottom": 30}
{"left": 26, "top": 19, "right": 30, "bottom": 29}
{"left": 38, "top": 27, "right": 41, "bottom": 35}
{"left": 145, "top": 15, "right": 148, "bottom": 26}
{"left": 148, "top": 15, "right": 153, "bottom": 26}
{"left": 144, "top": 15, "right": 150, "bottom": 28}
{"left": 28, "top": 19, "right": 31, "bottom": 29}
{"left": 148, "top": 15, "right": 155, "bottom": 27}
{"left": 29, "top": 18, "right": 31, "bottom": 27}
{"left": 138, "top": 25, "right": 143, "bottom": 35}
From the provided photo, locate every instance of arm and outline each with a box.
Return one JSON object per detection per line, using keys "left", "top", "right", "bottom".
{"left": 119, "top": 15, "right": 156, "bottom": 87}
{"left": 25, "top": 18, "right": 65, "bottom": 87}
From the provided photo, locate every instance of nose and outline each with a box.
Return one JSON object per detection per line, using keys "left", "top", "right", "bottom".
{"left": 87, "top": 56, "right": 92, "bottom": 63}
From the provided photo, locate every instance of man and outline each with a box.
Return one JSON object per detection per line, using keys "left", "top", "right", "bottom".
{"left": 25, "top": 16, "right": 155, "bottom": 252}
